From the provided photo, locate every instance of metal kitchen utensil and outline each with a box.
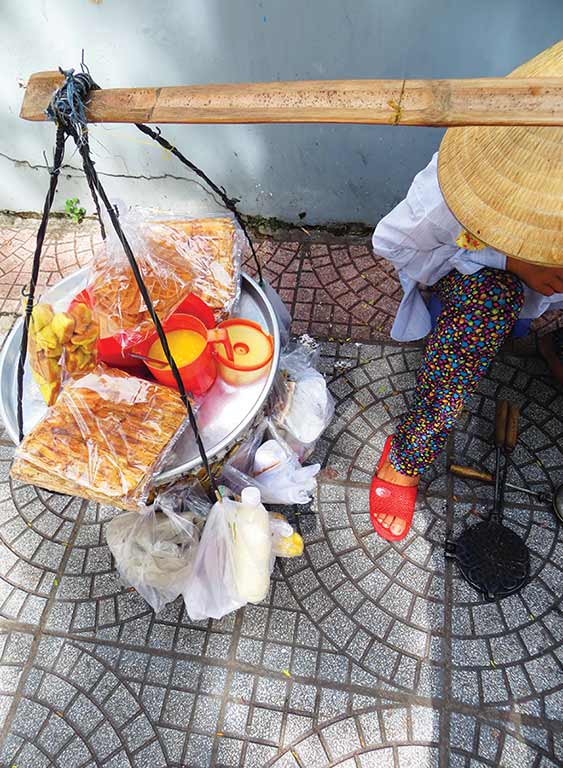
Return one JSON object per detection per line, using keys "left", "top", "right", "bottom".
{"left": 450, "top": 465, "right": 563, "bottom": 523}
{"left": 445, "top": 401, "right": 530, "bottom": 601}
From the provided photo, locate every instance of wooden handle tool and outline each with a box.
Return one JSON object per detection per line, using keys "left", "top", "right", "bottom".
{"left": 495, "top": 399, "right": 509, "bottom": 448}
{"left": 450, "top": 464, "right": 495, "bottom": 484}
{"left": 504, "top": 404, "right": 520, "bottom": 454}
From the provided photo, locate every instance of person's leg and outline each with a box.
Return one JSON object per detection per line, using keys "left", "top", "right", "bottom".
{"left": 376, "top": 268, "right": 524, "bottom": 537}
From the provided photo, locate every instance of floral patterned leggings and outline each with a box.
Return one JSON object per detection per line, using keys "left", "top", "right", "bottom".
{"left": 389, "top": 268, "right": 525, "bottom": 476}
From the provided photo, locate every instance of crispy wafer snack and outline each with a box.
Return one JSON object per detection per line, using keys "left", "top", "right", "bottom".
{"left": 11, "top": 366, "right": 186, "bottom": 510}
{"left": 145, "top": 217, "right": 241, "bottom": 317}
{"left": 88, "top": 212, "right": 243, "bottom": 348}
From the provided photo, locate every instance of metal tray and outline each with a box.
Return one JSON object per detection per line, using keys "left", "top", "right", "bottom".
{"left": 0, "top": 269, "right": 280, "bottom": 483}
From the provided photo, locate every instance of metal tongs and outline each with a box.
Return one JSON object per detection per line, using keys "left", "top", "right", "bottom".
{"left": 450, "top": 398, "right": 563, "bottom": 523}
{"left": 445, "top": 399, "right": 530, "bottom": 601}
{"left": 493, "top": 399, "right": 518, "bottom": 524}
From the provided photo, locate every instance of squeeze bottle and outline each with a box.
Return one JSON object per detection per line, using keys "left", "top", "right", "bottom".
{"left": 233, "top": 487, "right": 272, "bottom": 603}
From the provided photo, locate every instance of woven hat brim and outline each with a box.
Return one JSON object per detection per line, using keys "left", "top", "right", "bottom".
{"left": 438, "top": 40, "right": 563, "bottom": 266}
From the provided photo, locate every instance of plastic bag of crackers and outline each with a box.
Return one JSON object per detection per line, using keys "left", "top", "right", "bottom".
{"left": 88, "top": 206, "right": 244, "bottom": 350}
{"left": 27, "top": 299, "right": 98, "bottom": 406}
{"left": 11, "top": 366, "right": 187, "bottom": 511}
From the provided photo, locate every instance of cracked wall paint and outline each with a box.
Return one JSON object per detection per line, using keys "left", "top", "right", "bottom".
{"left": 1, "top": 1, "right": 562, "bottom": 222}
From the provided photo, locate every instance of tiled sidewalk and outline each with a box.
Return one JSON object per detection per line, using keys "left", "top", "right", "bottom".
{"left": 0, "top": 218, "right": 561, "bottom": 768}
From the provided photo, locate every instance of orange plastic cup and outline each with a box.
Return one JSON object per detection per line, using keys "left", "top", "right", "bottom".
{"left": 135, "top": 314, "right": 233, "bottom": 395}
{"left": 215, "top": 319, "right": 274, "bottom": 386}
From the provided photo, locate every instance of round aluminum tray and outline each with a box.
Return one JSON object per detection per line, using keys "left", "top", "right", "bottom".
{"left": 0, "top": 268, "right": 280, "bottom": 484}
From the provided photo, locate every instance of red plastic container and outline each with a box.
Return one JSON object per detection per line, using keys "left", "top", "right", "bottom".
{"left": 69, "top": 289, "right": 217, "bottom": 372}
{"left": 134, "top": 314, "right": 234, "bottom": 395}
{"left": 175, "top": 293, "right": 216, "bottom": 329}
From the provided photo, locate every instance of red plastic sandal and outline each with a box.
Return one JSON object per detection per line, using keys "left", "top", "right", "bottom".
{"left": 370, "top": 435, "right": 418, "bottom": 542}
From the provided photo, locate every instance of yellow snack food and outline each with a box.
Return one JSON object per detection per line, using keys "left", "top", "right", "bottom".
{"left": 37, "top": 376, "right": 60, "bottom": 406}
{"left": 31, "top": 303, "right": 54, "bottom": 333}
{"left": 51, "top": 312, "right": 75, "bottom": 344}
{"left": 270, "top": 512, "right": 304, "bottom": 558}
{"left": 68, "top": 302, "right": 93, "bottom": 332}
{"left": 35, "top": 326, "right": 60, "bottom": 353}
{"left": 27, "top": 301, "right": 99, "bottom": 407}
{"left": 273, "top": 530, "right": 304, "bottom": 558}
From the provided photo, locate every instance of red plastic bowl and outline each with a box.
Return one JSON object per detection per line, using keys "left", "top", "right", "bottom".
{"left": 68, "top": 289, "right": 216, "bottom": 372}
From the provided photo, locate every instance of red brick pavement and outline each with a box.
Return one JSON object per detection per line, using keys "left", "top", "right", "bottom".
{"left": 245, "top": 238, "right": 402, "bottom": 342}
{"left": 0, "top": 220, "right": 100, "bottom": 314}
{"left": 0, "top": 218, "right": 560, "bottom": 346}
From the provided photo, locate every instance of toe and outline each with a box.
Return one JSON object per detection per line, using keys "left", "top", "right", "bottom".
{"left": 390, "top": 517, "right": 406, "bottom": 536}
{"left": 382, "top": 514, "right": 394, "bottom": 528}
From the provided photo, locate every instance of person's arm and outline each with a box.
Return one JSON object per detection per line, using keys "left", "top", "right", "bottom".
{"left": 506, "top": 256, "right": 563, "bottom": 296}
{"left": 373, "top": 193, "right": 462, "bottom": 286}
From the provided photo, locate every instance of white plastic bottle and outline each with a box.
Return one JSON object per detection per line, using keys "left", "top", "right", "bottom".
{"left": 233, "top": 487, "right": 272, "bottom": 603}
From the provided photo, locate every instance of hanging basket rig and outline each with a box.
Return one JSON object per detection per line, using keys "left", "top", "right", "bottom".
{"left": 17, "top": 66, "right": 563, "bottom": 499}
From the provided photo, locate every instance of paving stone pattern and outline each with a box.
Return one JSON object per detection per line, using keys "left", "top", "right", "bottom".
{"left": 0, "top": 220, "right": 561, "bottom": 767}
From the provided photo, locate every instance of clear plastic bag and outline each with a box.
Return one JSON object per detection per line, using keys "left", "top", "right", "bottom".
{"left": 183, "top": 497, "right": 246, "bottom": 621}
{"left": 270, "top": 511, "right": 304, "bottom": 558}
{"left": 106, "top": 504, "right": 200, "bottom": 613}
{"left": 154, "top": 477, "right": 212, "bottom": 520}
{"left": 221, "top": 421, "right": 320, "bottom": 505}
{"left": 88, "top": 206, "right": 244, "bottom": 348}
{"left": 11, "top": 366, "right": 186, "bottom": 510}
{"left": 27, "top": 300, "right": 99, "bottom": 406}
{"left": 269, "top": 345, "right": 334, "bottom": 459}
{"left": 262, "top": 281, "right": 292, "bottom": 349}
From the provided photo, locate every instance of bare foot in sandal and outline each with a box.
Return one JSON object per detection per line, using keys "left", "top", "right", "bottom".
{"left": 370, "top": 437, "right": 420, "bottom": 541}
{"left": 376, "top": 457, "right": 419, "bottom": 537}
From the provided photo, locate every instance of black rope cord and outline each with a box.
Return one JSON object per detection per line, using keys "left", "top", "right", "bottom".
{"left": 46, "top": 67, "right": 107, "bottom": 240}
{"left": 135, "top": 123, "right": 263, "bottom": 285}
{"left": 17, "top": 126, "right": 67, "bottom": 441}
{"left": 82, "top": 133, "right": 106, "bottom": 240}
{"left": 19, "top": 67, "right": 219, "bottom": 499}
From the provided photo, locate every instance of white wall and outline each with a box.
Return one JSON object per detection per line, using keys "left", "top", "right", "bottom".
{"left": 1, "top": 0, "right": 562, "bottom": 224}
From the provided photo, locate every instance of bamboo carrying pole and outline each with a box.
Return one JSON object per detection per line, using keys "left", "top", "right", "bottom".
{"left": 20, "top": 71, "right": 563, "bottom": 126}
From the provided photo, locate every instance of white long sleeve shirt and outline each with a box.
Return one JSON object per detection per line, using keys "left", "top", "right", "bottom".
{"left": 372, "top": 153, "right": 563, "bottom": 342}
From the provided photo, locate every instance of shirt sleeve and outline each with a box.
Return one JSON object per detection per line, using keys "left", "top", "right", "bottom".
{"left": 372, "top": 196, "right": 464, "bottom": 287}
{"left": 373, "top": 172, "right": 507, "bottom": 286}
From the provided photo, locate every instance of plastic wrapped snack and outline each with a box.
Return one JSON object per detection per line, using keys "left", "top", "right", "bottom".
{"left": 27, "top": 301, "right": 99, "bottom": 406}
{"left": 144, "top": 216, "right": 243, "bottom": 318}
{"left": 88, "top": 208, "right": 243, "bottom": 348}
{"left": 269, "top": 346, "right": 334, "bottom": 459}
{"left": 11, "top": 366, "right": 186, "bottom": 510}
{"left": 107, "top": 504, "right": 200, "bottom": 613}
{"left": 270, "top": 512, "right": 304, "bottom": 558}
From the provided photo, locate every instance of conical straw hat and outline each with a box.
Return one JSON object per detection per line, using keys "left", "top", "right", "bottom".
{"left": 438, "top": 40, "right": 563, "bottom": 265}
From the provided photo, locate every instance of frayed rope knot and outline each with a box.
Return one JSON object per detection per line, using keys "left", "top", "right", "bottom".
{"left": 46, "top": 67, "right": 99, "bottom": 143}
